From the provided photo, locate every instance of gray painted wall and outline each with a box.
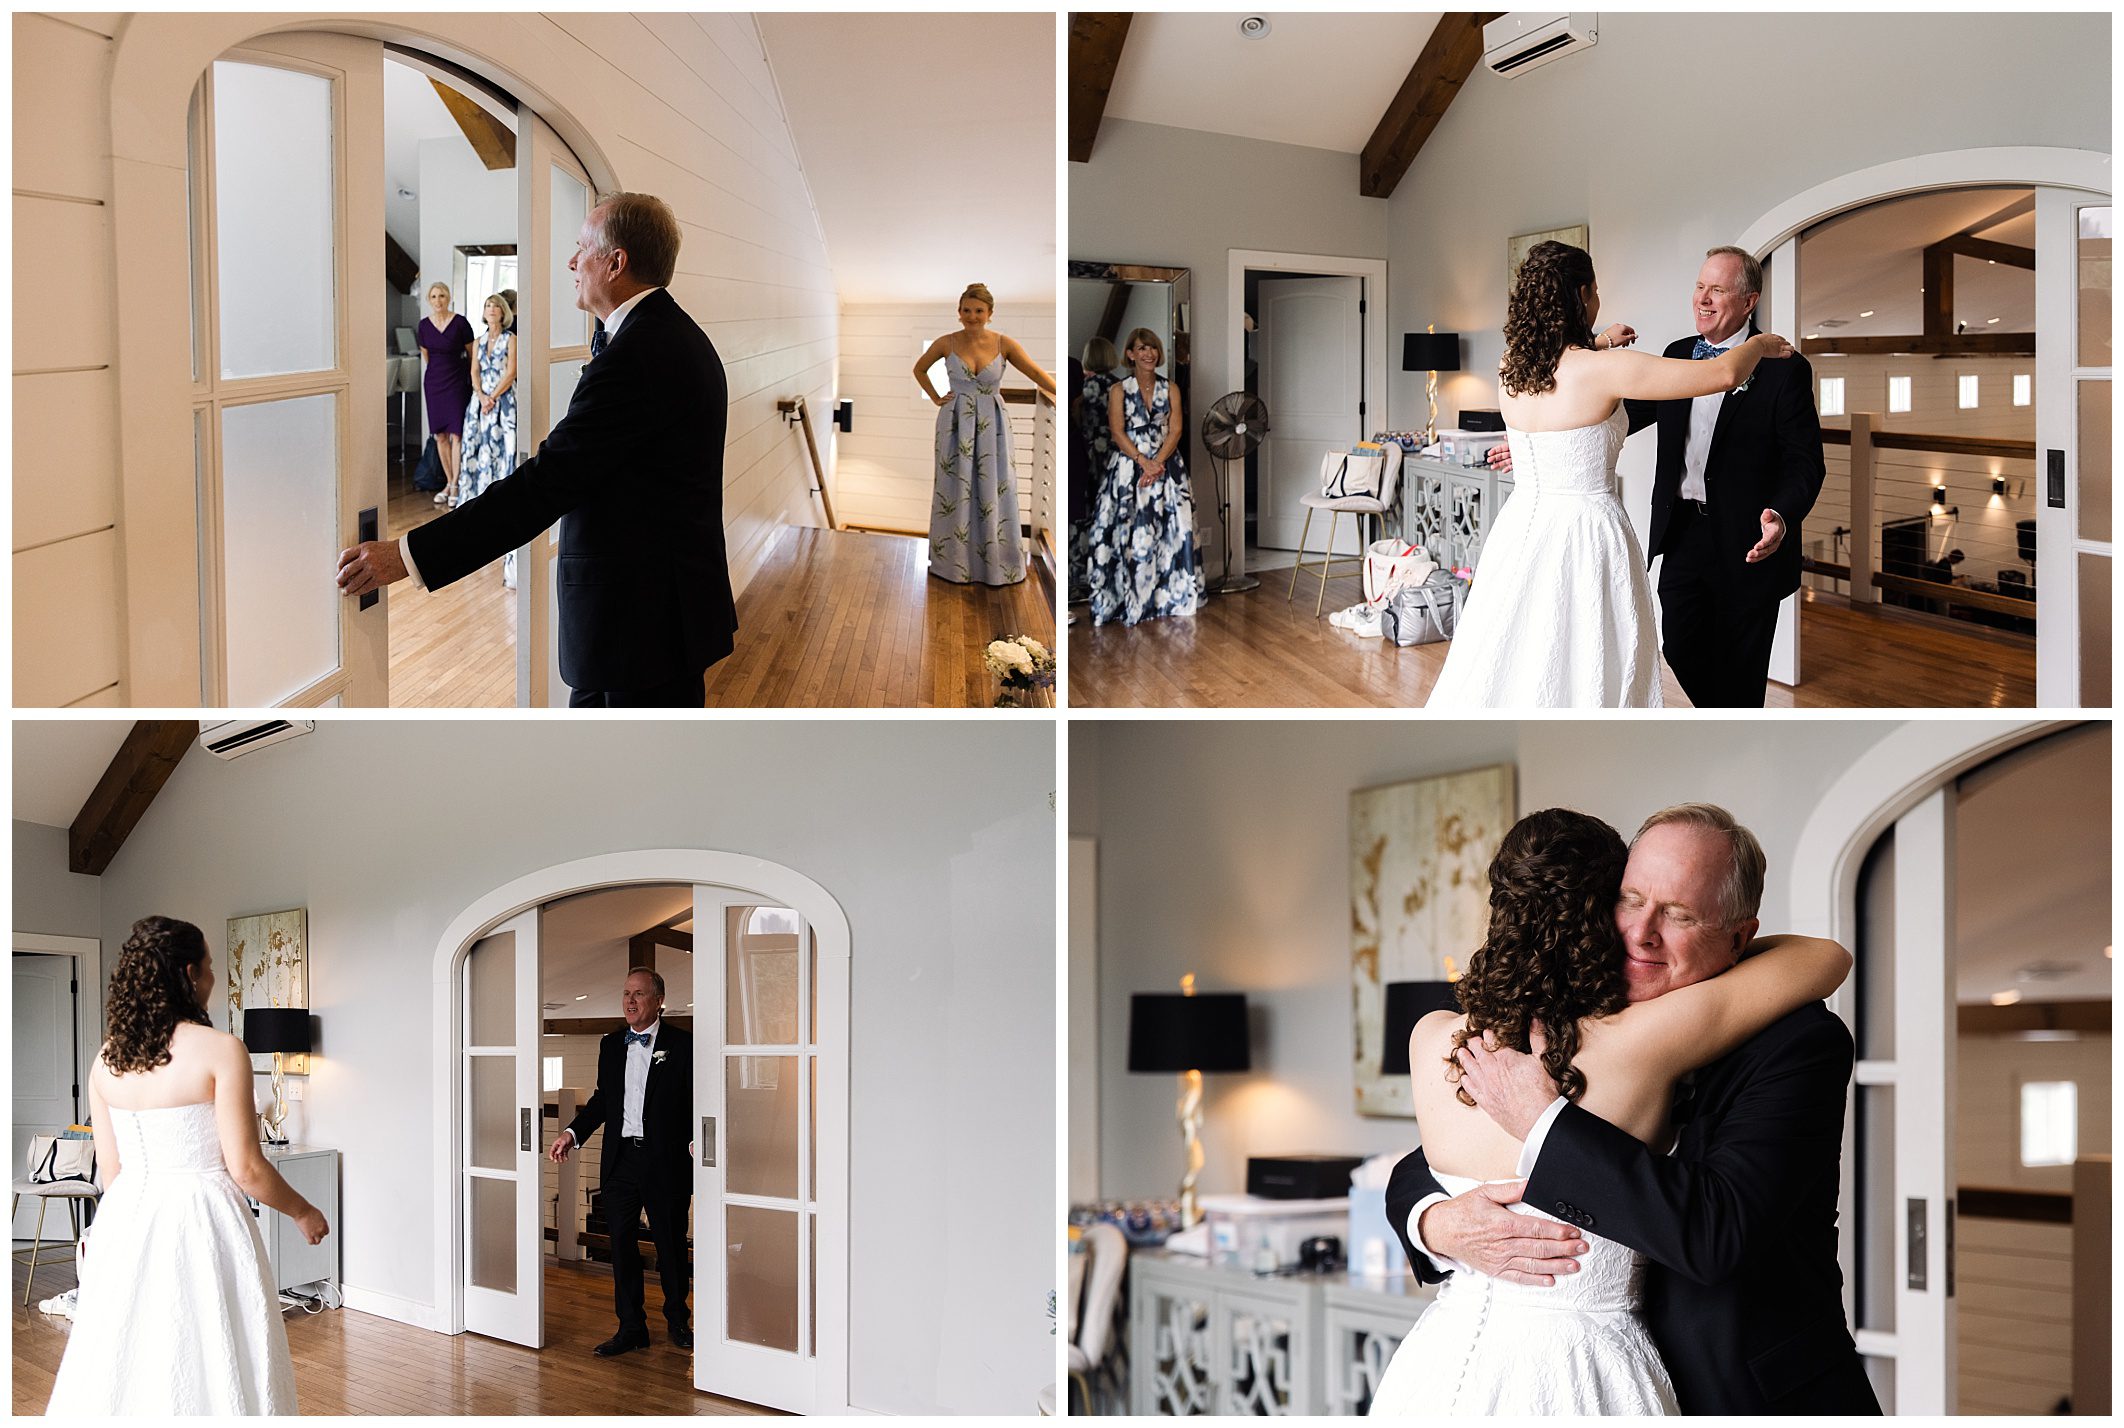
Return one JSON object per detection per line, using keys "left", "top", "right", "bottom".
{"left": 1073, "top": 718, "right": 2007, "bottom": 1203}
{"left": 13, "top": 820, "right": 101, "bottom": 943}
{"left": 61, "top": 720, "right": 1052, "bottom": 1415}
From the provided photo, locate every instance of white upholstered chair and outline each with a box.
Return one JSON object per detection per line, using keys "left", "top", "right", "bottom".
{"left": 1287, "top": 443, "right": 1405, "bottom": 616}
{"left": 1069, "top": 1222, "right": 1129, "bottom": 1414}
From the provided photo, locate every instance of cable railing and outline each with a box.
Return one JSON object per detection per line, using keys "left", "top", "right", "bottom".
{"left": 1802, "top": 413, "right": 2037, "bottom": 632}
{"left": 1006, "top": 387, "right": 1058, "bottom": 587}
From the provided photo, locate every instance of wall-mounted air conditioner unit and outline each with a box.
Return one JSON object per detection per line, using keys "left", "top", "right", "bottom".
{"left": 199, "top": 719, "right": 316, "bottom": 760}
{"left": 1483, "top": 14, "right": 1598, "bottom": 79}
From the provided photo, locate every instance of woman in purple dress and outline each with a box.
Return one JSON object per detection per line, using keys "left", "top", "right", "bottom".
{"left": 418, "top": 281, "right": 476, "bottom": 506}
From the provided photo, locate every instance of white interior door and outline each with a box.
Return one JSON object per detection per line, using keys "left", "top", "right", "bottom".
{"left": 1849, "top": 789, "right": 1959, "bottom": 1412}
{"left": 2033, "top": 190, "right": 2111, "bottom": 707}
{"left": 1256, "top": 276, "right": 1364, "bottom": 552}
{"left": 515, "top": 113, "right": 594, "bottom": 707}
{"left": 189, "top": 36, "right": 386, "bottom": 706}
{"left": 695, "top": 892, "right": 818, "bottom": 1412}
{"left": 12, "top": 955, "right": 78, "bottom": 1241}
{"left": 461, "top": 909, "right": 542, "bottom": 1346}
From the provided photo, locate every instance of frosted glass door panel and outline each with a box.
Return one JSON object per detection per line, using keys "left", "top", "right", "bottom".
{"left": 726, "top": 1205, "right": 799, "bottom": 1352}
{"left": 727, "top": 1056, "right": 798, "bottom": 1199}
{"left": 2078, "top": 207, "right": 2110, "bottom": 368}
{"left": 549, "top": 164, "right": 589, "bottom": 350}
{"left": 2079, "top": 379, "right": 2110, "bottom": 543}
{"left": 220, "top": 395, "right": 342, "bottom": 704}
{"left": 728, "top": 906, "right": 801, "bottom": 1046}
{"left": 469, "top": 1054, "right": 516, "bottom": 1171}
{"left": 467, "top": 931, "right": 516, "bottom": 1046}
{"left": 469, "top": 1175, "right": 516, "bottom": 1293}
{"left": 552, "top": 359, "right": 584, "bottom": 426}
{"left": 213, "top": 62, "right": 336, "bottom": 378}
{"left": 2079, "top": 551, "right": 2110, "bottom": 707}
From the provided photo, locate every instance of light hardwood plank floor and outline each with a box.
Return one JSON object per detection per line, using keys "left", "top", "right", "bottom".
{"left": 387, "top": 481, "right": 515, "bottom": 709}
{"left": 1067, "top": 580, "right": 2035, "bottom": 709}
{"left": 13, "top": 1253, "right": 780, "bottom": 1416}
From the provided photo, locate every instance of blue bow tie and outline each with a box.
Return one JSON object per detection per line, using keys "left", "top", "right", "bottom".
{"left": 626, "top": 1029, "right": 652, "bottom": 1047}
{"left": 1692, "top": 338, "right": 1725, "bottom": 360}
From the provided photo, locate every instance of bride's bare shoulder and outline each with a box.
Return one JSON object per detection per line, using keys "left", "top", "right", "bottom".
{"left": 1410, "top": 1008, "right": 1466, "bottom": 1063}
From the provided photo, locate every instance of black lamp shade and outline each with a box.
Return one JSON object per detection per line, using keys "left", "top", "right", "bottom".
{"left": 1379, "top": 981, "right": 1460, "bottom": 1075}
{"left": 1128, "top": 993, "right": 1250, "bottom": 1074}
{"left": 243, "top": 1008, "right": 312, "bottom": 1056}
{"left": 1403, "top": 332, "right": 1461, "bottom": 373}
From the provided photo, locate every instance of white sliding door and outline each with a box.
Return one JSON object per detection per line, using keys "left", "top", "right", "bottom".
{"left": 461, "top": 910, "right": 542, "bottom": 1346}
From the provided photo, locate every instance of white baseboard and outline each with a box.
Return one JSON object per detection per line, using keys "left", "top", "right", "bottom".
{"left": 339, "top": 1283, "right": 447, "bottom": 1333}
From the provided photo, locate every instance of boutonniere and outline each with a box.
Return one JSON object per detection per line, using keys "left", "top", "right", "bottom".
{"left": 652, "top": 1049, "right": 668, "bottom": 1066}
{"left": 1732, "top": 373, "right": 1754, "bottom": 396}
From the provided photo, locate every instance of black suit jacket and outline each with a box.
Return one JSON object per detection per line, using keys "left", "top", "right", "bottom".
{"left": 407, "top": 287, "right": 738, "bottom": 692}
{"left": 1622, "top": 326, "right": 1826, "bottom": 604}
{"left": 1386, "top": 1004, "right": 1879, "bottom": 1415}
{"left": 566, "top": 1022, "right": 694, "bottom": 1193}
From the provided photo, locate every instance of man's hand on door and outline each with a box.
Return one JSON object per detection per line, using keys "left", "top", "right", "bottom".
{"left": 337, "top": 539, "right": 408, "bottom": 597}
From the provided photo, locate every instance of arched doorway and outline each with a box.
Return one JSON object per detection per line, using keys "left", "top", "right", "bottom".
{"left": 1789, "top": 718, "right": 2096, "bottom": 1409}
{"left": 106, "top": 18, "right": 621, "bottom": 706}
{"left": 1736, "top": 149, "right": 2110, "bottom": 703}
{"left": 428, "top": 850, "right": 852, "bottom": 1415}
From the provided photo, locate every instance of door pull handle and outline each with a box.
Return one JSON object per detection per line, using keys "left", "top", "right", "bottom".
{"left": 520, "top": 1107, "right": 534, "bottom": 1153}
{"left": 702, "top": 1117, "right": 717, "bottom": 1167}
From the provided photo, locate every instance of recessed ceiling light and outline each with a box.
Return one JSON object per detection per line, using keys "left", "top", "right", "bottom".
{"left": 1986, "top": 317, "right": 2001, "bottom": 325}
{"left": 1859, "top": 310, "right": 1875, "bottom": 318}
{"left": 575, "top": 994, "right": 587, "bottom": 1001}
{"left": 1806, "top": 332, "right": 1820, "bottom": 340}
{"left": 1991, "top": 989, "right": 2023, "bottom": 1006}
{"left": 1239, "top": 16, "right": 1272, "bottom": 39}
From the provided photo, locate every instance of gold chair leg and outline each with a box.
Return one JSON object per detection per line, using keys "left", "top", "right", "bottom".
{"left": 23, "top": 1196, "right": 47, "bottom": 1307}
{"left": 1286, "top": 508, "right": 1314, "bottom": 602}
{"left": 1316, "top": 511, "right": 1338, "bottom": 617}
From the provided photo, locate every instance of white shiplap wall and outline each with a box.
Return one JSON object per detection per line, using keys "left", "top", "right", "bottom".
{"left": 834, "top": 304, "right": 1054, "bottom": 535}
{"left": 1802, "top": 354, "right": 2039, "bottom": 601}
{"left": 11, "top": 12, "right": 840, "bottom": 705}
{"left": 1953, "top": 1030, "right": 2109, "bottom": 1414}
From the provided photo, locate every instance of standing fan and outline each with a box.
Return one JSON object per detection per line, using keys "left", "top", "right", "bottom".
{"left": 1200, "top": 392, "right": 1270, "bottom": 594}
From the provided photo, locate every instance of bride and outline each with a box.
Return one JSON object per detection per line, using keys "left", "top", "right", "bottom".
{"left": 1366, "top": 808, "right": 1848, "bottom": 1415}
{"left": 47, "top": 916, "right": 328, "bottom": 1415}
{"left": 1426, "top": 242, "right": 1792, "bottom": 707}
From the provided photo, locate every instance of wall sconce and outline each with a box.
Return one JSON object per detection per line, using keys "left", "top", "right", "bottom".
{"left": 1993, "top": 476, "right": 2008, "bottom": 497}
{"left": 833, "top": 399, "right": 853, "bottom": 433}
{"left": 1933, "top": 484, "right": 1949, "bottom": 509}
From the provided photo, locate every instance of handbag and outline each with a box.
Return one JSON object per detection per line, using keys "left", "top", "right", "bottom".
{"left": 1319, "top": 448, "right": 1387, "bottom": 500}
{"left": 28, "top": 1131, "right": 95, "bottom": 1186}
{"left": 1362, "top": 540, "right": 1437, "bottom": 609}
{"left": 411, "top": 435, "right": 445, "bottom": 492}
{"left": 1380, "top": 568, "right": 1465, "bottom": 646}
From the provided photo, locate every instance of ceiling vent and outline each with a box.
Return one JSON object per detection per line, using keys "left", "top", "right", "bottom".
{"left": 1483, "top": 14, "right": 1599, "bottom": 79}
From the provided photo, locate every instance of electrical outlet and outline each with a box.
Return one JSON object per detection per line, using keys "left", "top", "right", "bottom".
{"left": 288, "top": 1080, "right": 306, "bottom": 1101}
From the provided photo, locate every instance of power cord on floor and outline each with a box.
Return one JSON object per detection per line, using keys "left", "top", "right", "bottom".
{"left": 279, "top": 1280, "right": 343, "bottom": 1314}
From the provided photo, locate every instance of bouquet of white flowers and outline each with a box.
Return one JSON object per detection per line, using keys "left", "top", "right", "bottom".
{"left": 983, "top": 634, "right": 1056, "bottom": 707}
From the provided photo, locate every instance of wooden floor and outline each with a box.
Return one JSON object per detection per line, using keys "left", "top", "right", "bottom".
{"left": 387, "top": 478, "right": 516, "bottom": 708}
{"left": 1067, "top": 578, "right": 2035, "bottom": 709}
{"left": 13, "top": 1252, "right": 779, "bottom": 1416}
{"left": 705, "top": 526, "right": 1056, "bottom": 707}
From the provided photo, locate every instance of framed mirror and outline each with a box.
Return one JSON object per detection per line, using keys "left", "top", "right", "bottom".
{"left": 1068, "top": 261, "right": 1190, "bottom": 388}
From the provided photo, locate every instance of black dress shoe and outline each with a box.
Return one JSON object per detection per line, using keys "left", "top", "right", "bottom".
{"left": 668, "top": 1326, "right": 694, "bottom": 1350}
{"left": 594, "top": 1329, "right": 651, "bottom": 1357}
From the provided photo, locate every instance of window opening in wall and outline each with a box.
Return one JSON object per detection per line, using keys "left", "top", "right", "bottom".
{"left": 1958, "top": 373, "right": 1980, "bottom": 409}
{"left": 1888, "top": 375, "right": 1913, "bottom": 414}
{"left": 2013, "top": 373, "right": 2033, "bottom": 406}
{"left": 1820, "top": 376, "right": 1846, "bottom": 417}
{"left": 2019, "top": 1080, "right": 2078, "bottom": 1166}
{"left": 542, "top": 1054, "right": 562, "bottom": 1090}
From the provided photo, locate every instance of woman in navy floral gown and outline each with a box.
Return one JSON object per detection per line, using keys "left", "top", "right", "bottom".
{"left": 1087, "top": 328, "right": 1201, "bottom": 626}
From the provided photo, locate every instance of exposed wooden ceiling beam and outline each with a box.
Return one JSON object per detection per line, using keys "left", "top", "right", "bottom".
{"left": 69, "top": 721, "right": 197, "bottom": 876}
{"left": 430, "top": 77, "right": 515, "bottom": 171}
{"left": 385, "top": 231, "right": 419, "bottom": 294}
{"left": 1069, "top": 13, "right": 1132, "bottom": 165}
{"left": 1959, "top": 1000, "right": 2109, "bottom": 1035}
{"left": 1932, "top": 233, "right": 2036, "bottom": 269}
{"left": 1360, "top": 13, "right": 1499, "bottom": 200}
{"left": 1803, "top": 332, "right": 2035, "bottom": 358}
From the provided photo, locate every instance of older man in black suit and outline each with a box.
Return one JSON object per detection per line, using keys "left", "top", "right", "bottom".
{"left": 338, "top": 191, "right": 738, "bottom": 707}
{"left": 548, "top": 967, "right": 694, "bottom": 1356}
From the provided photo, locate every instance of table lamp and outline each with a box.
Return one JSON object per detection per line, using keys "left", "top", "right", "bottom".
{"left": 1403, "top": 329, "right": 1461, "bottom": 448}
{"left": 243, "top": 1008, "right": 312, "bottom": 1146}
{"left": 1128, "top": 975, "right": 1250, "bottom": 1228}
{"left": 1379, "top": 981, "right": 1461, "bottom": 1075}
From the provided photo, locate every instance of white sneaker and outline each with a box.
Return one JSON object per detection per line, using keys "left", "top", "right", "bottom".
{"left": 1348, "top": 607, "right": 1383, "bottom": 638}
{"left": 38, "top": 1288, "right": 77, "bottom": 1319}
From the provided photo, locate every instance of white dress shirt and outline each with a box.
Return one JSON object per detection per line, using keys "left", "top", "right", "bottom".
{"left": 1680, "top": 327, "right": 1747, "bottom": 504}
{"left": 397, "top": 286, "right": 664, "bottom": 588}
{"left": 620, "top": 1017, "right": 660, "bottom": 1138}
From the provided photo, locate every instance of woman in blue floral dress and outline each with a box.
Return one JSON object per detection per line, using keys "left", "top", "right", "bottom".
{"left": 1069, "top": 336, "right": 1122, "bottom": 606}
{"left": 457, "top": 293, "right": 517, "bottom": 507}
{"left": 1088, "top": 328, "right": 1201, "bottom": 625}
{"left": 913, "top": 283, "right": 1056, "bottom": 585}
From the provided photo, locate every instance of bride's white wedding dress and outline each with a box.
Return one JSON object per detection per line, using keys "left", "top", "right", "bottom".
{"left": 1425, "top": 406, "right": 1663, "bottom": 707}
{"left": 1367, "top": 1170, "right": 1678, "bottom": 1415}
{"left": 46, "top": 1102, "right": 298, "bottom": 1415}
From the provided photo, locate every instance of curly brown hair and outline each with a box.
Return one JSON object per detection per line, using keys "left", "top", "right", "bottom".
{"left": 1499, "top": 241, "right": 1598, "bottom": 397}
{"left": 103, "top": 916, "right": 213, "bottom": 1075}
{"left": 1446, "top": 808, "right": 1630, "bottom": 1106}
